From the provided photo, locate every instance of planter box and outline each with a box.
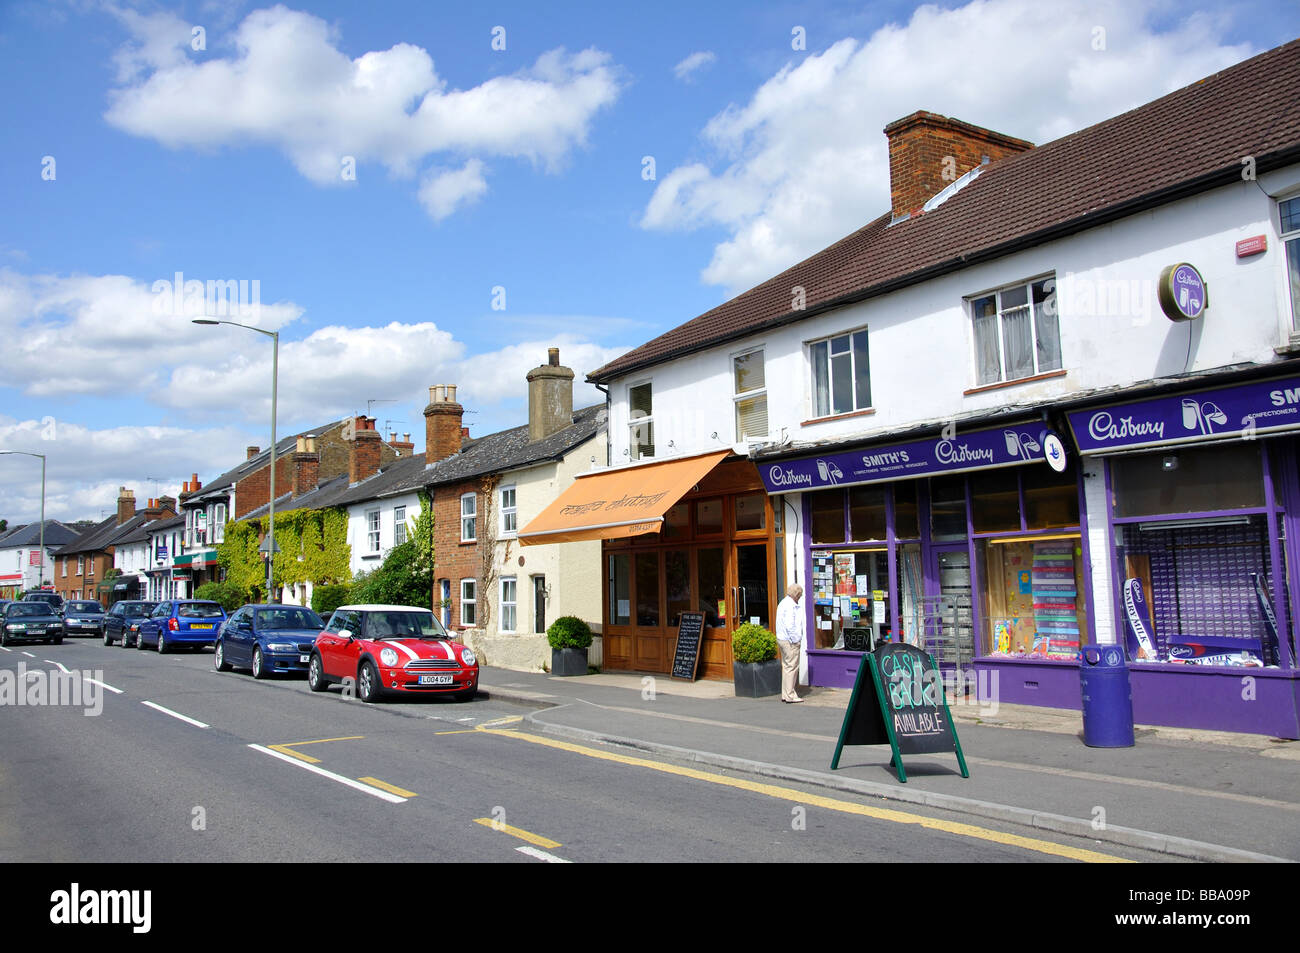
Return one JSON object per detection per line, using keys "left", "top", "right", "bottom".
{"left": 551, "top": 647, "right": 589, "bottom": 677}
{"left": 734, "top": 659, "right": 781, "bottom": 697}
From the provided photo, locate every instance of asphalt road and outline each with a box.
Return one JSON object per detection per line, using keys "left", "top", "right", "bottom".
{"left": 0, "top": 637, "right": 1177, "bottom": 863}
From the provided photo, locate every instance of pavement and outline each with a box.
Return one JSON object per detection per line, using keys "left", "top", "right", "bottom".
{"left": 478, "top": 668, "right": 1300, "bottom": 863}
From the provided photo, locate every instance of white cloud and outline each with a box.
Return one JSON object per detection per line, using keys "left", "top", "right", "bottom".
{"left": 104, "top": 5, "right": 622, "bottom": 214}
{"left": 418, "top": 159, "right": 489, "bottom": 221}
{"left": 456, "top": 336, "right": 629, "bottom": 411}
{"left": 0, "top": 416, "right": 252, "bottom": 524}
{"left": 673, "top": 50, "right": 716, "bottom": 82}
{"left": 641, "top": 0, "right": 1254, "bottom": 292}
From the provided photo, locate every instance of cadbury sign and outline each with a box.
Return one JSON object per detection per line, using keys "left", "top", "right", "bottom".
{"left": 761, "top": 423, "right": 1054, "bottom": 493}
{"left": 1067, "top": 375, "right": 1300, "bottom": 454}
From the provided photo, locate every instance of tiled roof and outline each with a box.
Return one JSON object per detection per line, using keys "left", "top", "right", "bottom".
{"left": 182, "top": 419, "right": 344, "bottom": 501}
{"left": 590, "top": 39, "right": 1300, "bottom": 383}
{"left": 240, "top": 474, "right": 353, "bottom": 520}
{"left": 422, "top": 404, "right": 606, "bottom": 488}
{"left": 52, "top": 515, "right": 118, "bottom": 556}
{"left": 0, "top": 520, "right": 79, "bottom": 549}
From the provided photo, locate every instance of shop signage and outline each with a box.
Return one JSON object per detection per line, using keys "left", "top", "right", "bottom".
{"left": 1068, "top": 375, "right": 1300, "bottom": 454}
{"left": 1042, "top": 433, "right": 1067, "bottom": 472}
{"left": 763, "top": 424, "right": 1057, "bottom": 493}
{"left": 1157, "top": 262, "right": 1206, "bottom": 321}
{"left": 28, "top": 551, "right": 42, "bottom": 566}
{"left": 1123, "top": 578, "right": 1158, "bottom": 661}
{"left": 670, "top": 612, "right": 706, "bottom": 681}
{"left": 1251, "top": 573, "right": 1281, "bottom": 667}
{"left": 1235, "top": 235, "right": 1267, "bottom": 258}
{"left": 831, "top": 642, "right": 969, "bottom": 783}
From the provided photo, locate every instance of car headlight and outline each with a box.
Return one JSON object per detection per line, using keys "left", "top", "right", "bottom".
{"left": 8, "top": 624, "right": 25, "bottom": 631}
{"left": 267, "top": 642, "right": 295, "bottom": 652}
{"left": 379, "top": 648, "right": 399, "bottom": 667}
{"left": 460, "top": 649, "right": 477, "bottom": 667}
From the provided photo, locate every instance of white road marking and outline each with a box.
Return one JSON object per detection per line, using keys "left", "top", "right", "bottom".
{"left": 0, "top": 646, "right": 11, "bottom": 652}
{"left": 45, "top": 660, "right": 72, "bottom": 674}
{"left": 141, "top": 700, "right": 209, "bottom": 728}
{"left": 515, "top": 845, "right": 571, "bottom": 864}
{"left": 84, "top": 676, "right": 124, "bottom": 695}
{"left": 21, "top": 651, "right": 36, "bottom": 658}
{"left": 247, "top": 744, "right": 409, "bottom": 804}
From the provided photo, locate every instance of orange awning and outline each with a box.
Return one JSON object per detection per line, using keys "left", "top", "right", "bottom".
{"left": 518, "top": 450, "right": 730, "bottom": 546}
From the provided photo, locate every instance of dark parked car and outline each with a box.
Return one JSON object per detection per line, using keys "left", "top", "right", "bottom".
{"left": 62, "top": 600, "right": 107, "bottom": 638}
{"left": 136, "top": 600, "right": 227, "bottom": 653}
{"left": 22, "top": 590, "right": 64, "bottom": 615}
{"left": 104, "top": 600, "right": 159, "bottom": 647}
{"left": 215, "top": 604, "right": 326, "bottom": 679}
{"left": 1, "top": 601, "right": 64, "bottom": 645}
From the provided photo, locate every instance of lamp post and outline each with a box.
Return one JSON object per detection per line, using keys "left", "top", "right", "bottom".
{"left": 0, "top": 451, "right": 47, "bottom": 589}
{"left": 193, "top": 319, "right": 279, "bottom": 599}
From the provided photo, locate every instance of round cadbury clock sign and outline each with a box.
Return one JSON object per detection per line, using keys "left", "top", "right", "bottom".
{"left": 1157, "top": 262, "right": 1207, "bottom": 322}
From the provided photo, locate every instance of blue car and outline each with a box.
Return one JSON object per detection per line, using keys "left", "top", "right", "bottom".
{"left": 104, "top": 600, "right": 158, "bottom": 647}
{"left": 214, "top": 604, "right": 326, "bottom": 679}
{"left": 136, "top": 600, "right": 227, "bottom": 653}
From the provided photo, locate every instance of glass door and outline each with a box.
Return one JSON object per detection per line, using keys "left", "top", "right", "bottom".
{"left": 734, "top": 543, "right": 771, "bottom": 629}
{"left": 926, "top": 544, "right": 975, "bottom": 670}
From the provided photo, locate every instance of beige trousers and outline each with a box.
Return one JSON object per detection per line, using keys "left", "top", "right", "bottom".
{"left": 779, "top": 639, "right": 801, "bottom": 701}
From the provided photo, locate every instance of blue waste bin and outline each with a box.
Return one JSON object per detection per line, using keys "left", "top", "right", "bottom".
{"left": 1079, "top": 644, "right": 1135, "bottom": 747}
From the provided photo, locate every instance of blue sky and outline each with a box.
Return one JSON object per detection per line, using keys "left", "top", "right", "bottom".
{"left": 1, "top": 0, "right": 1297, "bottom": 523}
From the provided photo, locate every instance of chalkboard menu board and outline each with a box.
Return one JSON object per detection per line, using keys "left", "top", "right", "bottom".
{"left": 670, "top": 612, "right": 706, "bottom": 681}
{"left": 831, "top": 642, "right": 969, "bottom": 783}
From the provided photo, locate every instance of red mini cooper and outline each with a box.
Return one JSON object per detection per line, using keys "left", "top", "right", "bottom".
{"left": 307, "top": 604, "right": 478, "bottom": 703}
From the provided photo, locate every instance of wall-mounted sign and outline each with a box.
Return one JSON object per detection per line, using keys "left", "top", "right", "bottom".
{"left": 762, "top": 423, "right": 1063, "bottom": 493}
{"left": 1042, "top": 433, "right": 1067, "bottom": 472}
{"left": 1067, "top": 375, "right": 1300, "bottom": 454}
{"left": 1235, "top": 235, "right": 1267, "bottom": 258}
{"left": 1157, "top": 262, "right": 1207, "bottom": 321}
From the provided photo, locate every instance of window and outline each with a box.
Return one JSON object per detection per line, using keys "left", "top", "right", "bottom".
{"left": 460, "top": 493, "right": 476, "bottom": 542}
{"left": 62, "top": 559, "right": 67, "bottom": 578}
{"left": 500, "top": 577, "right": 517, "bottom": 632}
{"left": 733, "top": 349, "right": 767, "bottom": 441}
{"left": 500, "top": 486, "right": 517, "bottom": 536}
{"left": 971, "top": 277, "right": 1060, "bottom": 385}
{"left": 628, "top": 382, "right": 654, "bottom": 460}
{"left": 810, "top": 329, "right": 871, "bottom": 417}
{"left": 461, "top": 579, "right": 477, "bottom": 626}
{"left": 1283, "top": 197, "right": 1300, "bottom": 330}
{"left": 394, "top": 506, "right": 407, "bottom": 545}
{"left": 88, "top": 557, "right": 94, "bottom": 577}
{"left": 77, "top": 556, "right": 83, "bottom": 576}
{"left": 212, "top": 503, "right": 226, "bottom": 544}
{"left": 366, "top": 509, "right": 380, "bottom": 553}
{"left": 185, "top": 510, "right": 193, "bottom": 547}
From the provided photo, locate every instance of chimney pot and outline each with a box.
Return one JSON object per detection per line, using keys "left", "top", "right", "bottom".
{"left": 424, "top": 384, "right": 464, "bottom": 464}
{"left": 548, "top": 347, "right": 560, "bottom": 366}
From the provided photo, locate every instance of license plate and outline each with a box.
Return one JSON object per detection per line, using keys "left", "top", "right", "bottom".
{"left": 190, "top": 624, "right": 213, "bottom": 630}
{"left": 418, "top": 674, "right": 454, "bottom": 685}
{"left": 299, "top": 654, "right": 310, "bottom": 663}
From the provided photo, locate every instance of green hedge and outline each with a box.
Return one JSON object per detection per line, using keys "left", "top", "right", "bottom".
{"left": 732, "top": 622, "right": 777, "bottom": 664}
{"left": 311, "top": 583, "right": 352, "bottom": 617}
{"left": 194, "top": 580, "right": 251, "bottom": 613}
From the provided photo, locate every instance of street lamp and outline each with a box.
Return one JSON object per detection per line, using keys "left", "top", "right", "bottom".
{"left": 193, "top": 318, "right": 279, "bottom": 600}
{"left": 0, "top": 451, "right": 47, "bottom": 588}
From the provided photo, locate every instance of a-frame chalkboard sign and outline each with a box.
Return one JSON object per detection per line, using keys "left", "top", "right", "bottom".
{"left": 670, "top": 612, "right": 706, "bottom": 681}
{"left": 830, "top": 642, "right": 969, "bottom": 783}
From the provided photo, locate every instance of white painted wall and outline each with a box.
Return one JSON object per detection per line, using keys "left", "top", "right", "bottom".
{"left": 0, "top": 544, "right": 60, "bottom": 590}
{"left": 345, "top": 492, "right": 423, "bottom": 579}
{"left": 605, "top": 171, "right": 1300, "bottom": 459}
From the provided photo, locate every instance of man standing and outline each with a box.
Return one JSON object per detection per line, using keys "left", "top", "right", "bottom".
{"left": 775, "top": 584, "right": 805, "bottom": 703}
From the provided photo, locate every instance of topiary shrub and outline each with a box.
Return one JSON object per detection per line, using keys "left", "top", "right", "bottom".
{"left": 732, "top": 622, "right": 777, "bottom": 664}
{"left": 312, "top": 583, "right": 352, "bottom": 617}
{"left": 547, "top": 615, "right": 594, "bottom": 650}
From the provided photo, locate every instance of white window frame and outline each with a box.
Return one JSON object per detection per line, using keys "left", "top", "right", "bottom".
{"left": 499, "top": 485, "right": 517, "bottom": 537}
{"left": 62, "top": 558, "right": 67, "bottom": 578}
{"left": 628, "top": 380, "right": 654, "bottom": 460}
{"left": 499, "top": 576, "right": 517, "bottom": 633}
{"left": 366, "top": 509, "right": 381, "bottom": 554}
{"left": 212, "top": 503, "right": 227, "bottom": 544}
{"left": 460, "top": 493, "right": 477, "bottom": 542}
{"left": 1281, "top": 195, "right": 1300, "bottom": 331}
{"left": 77, "top": 555, "right": 83, "bottom": 576}
{"left": 461, "top": 578, "right": 477, "bottom": 626}
{"left": 808, "top": 327, "right": 872, "bottom": 419}
{"left": 969, "top": 274, "right": 1061, "bottom": 386}
{"left": 732, "top": 346, "right": 768, "bottom": 442}
{"left": 394, "top": 505, "right": 408, "bottom": 546}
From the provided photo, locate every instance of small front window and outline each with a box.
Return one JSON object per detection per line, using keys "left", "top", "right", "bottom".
{"left": 810, "top": 329, "right": 871, "bottom": 417}
{"left": 394, "top": 506, "right": 407, "bottom": 546}
{"left": 500, "top": 486, "right": 517, "bottom": 536}
{"left": 1282, "top": 197, "right": 1300, "bottom": 331}
{"left": 500, "top": 577, "right": 517, "bottom": 633}
{"left": 733, "top": 349, "right": 767, "bottom": 441}
{"left": 366, "top": 510, "right": 381, "bottom": 553}
{"left": 629, "top": 382, "right": 654, "bottom": 460}
{"left": 461, "top": 579, "right": 477, "bottom": 626}
{"left": 461, "top": 494, "right": 477, "bottom": 542}
{"left": 971, "top": 277, "right": 1060, "bottom": 385}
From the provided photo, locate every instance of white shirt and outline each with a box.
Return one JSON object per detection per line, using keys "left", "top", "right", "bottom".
{"left": 775, "top": 595, "right": 805, "bottom": 644}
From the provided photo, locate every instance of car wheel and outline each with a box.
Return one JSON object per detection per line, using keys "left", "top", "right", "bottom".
{"left": 358, "top": 661, "right": 382, "bottom": 703}
{"left": 307, "top": 654, "right": 328, "bottom": 692}
{"left": 157, "top": 633, "right": 167, "bottom": 654}
{"left": 455, "top": 688, "right": 477, "bottom": 702}
{"left": 252, "top": 647, "right": 266, "bottom": 680}
{"left": 103, "top": 629, "right": 113, "bottom": 646}
{"left": 136, "top": 632, "right": 147, "bottom": 649}
{"left": 0, "top": 632, "right": 8, "bottom": 647}
{"left": 121, "top": 632, "right": 132, "bottom": 648}
{"left": 53, "top": 637, "right": 63, "bottom": 645}
{"left": 214, "top": 640, "right": 231, "bottom": 672}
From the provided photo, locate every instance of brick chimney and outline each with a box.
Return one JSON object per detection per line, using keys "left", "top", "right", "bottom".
{"left": 139, "top": 498, "right": 164, "bottom": 521}
{"left": 526, "top": 347, "right": 574, "bottom": 443}
{"left": 346, "top": 417, "right": 382, "bottom": 484}
{"left": 116, "top": 487, "right": 136, "bottom": 525}
{"left": 388, "top": 431, "right": 415, "bottom": 457}
{"left": 157, "top": 494, "right": 176, "bottom": 513}
{"left": 246, "top": 445, "right": 260, "bottom": 460}
{"left": 424, "top": 385, "right": 464, "bottom": 465}
{"left": 293, "top": 436, "right": 320, "bottom": 496}
{"left": 884, "top": 111, "right": 1033, "bottom": 221}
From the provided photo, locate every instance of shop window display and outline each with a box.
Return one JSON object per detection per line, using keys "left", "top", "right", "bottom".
{"left": 810, "top": 549, "right": 889, "bottom": 650}
{"left": 979, "top": 537, "right": 1087, "bottom": 659}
